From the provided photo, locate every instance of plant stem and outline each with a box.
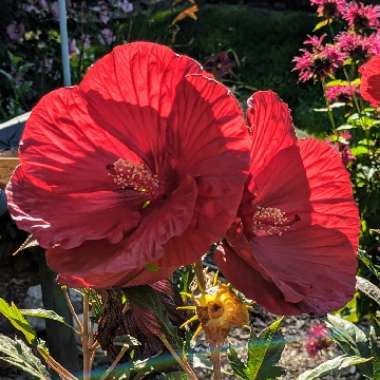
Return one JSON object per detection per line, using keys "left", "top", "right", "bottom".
{"left": 99, "top": 344, "right": 128, "bottom": 380}
{"left": 61, "top": 286, "right": 83, "bottom": 333}
{"left": 160, "top": 335, "right": 198, "bottom": 380}
{"left": 82, "top": 292, "right": 91, "bottom": 380}
{"left": 210, "top": 344, "right": 222, "bottom": 380}
{"left": 342, "top": 66, "right": 363, "bottom": 116}
{"left": 194, "top": 260, "right": 206, "bottom": 296}
{"left": 321, "top": 78, "right": 337, "bottom": 131}
{"left": 38, "top": 349, "right": 78, "bottom": 380}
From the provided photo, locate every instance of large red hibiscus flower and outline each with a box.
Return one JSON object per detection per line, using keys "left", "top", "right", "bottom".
{"left": 359, "top": 54, "right": 380, "bottom": 107}
{"left": 215, "top": 91, "right": 359, "bottom": 315}
{"left": 6, "top": 42, "right": 250, "bottom": 288}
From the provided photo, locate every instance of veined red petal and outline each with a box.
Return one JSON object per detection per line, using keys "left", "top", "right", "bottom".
{"left": 246, "top": 91, "right": 296, "bottom": 182}
{"left": 359, "top": 54, "right": 380, "bottom": 107}
{"left": 79, "top": 42, "right": 206, "bottom": 169}
{"left": 47, "top": 240, "right": 175, "bottom": 288}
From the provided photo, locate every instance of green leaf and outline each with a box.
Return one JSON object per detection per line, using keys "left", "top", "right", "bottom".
{"left": 246, "top": 317, "right": 285, "bottom": 380}
{"left": 356, "top": 276, "right": 380, "bottom": 306}
{"left": 228, "top": 345, "right": 249, "bottom": 380}
{"left": 113, "top": 334, "right": 141, "bottom": 348}
{"left": 20, "top": 308, "right": 71, "bottom": 328}
{"left": 325, "top": 79, "right": 349, "bottom": 87}
{"left": 313, "top": 18, "right": 332, "bottom": 32}
{"left": 313, "top": 102, "right": 346, "bottom": 112}
{"left": 297, "top": 355, "right": 372, "bottom": 380}
{"left": 369, "top": 325, "right": 380, "bottom": 379}
{"left": 0, "top": 334, "right": 50, "bottom": 379}
{"left": 336, "top": 124, "right": 357, "bottom": 131}
{"left": 0, "top": 298, "right": 37, "bottom": 344}
{"left": 351, "top": 146, "right": 368, "bottom": 156}
{"left": 326, "top": 314, "right": 369, "bottom": 358}
{"left": 295, "top": 128, "right": 311, "bottom": 139}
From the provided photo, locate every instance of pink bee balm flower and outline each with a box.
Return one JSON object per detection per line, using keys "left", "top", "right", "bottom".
{"left": 6, "top": 42, "right": 250, "bottom": 288}
{"left": 336, "top": 31, "right": 373, "bottom": 61}
{"left": 359, "top": 54, "right": 380, "bottom": 107}
{"left": 311, "top": 0, "right": 347, "bottom": 18}
{"left": 293, "top": 39, "right": 346, "bottom": 82}
{"left": 305, "top": 324, "right": 331, "bottom": 357}
{"left": 215, "top": 91, "right": 359, "bottom": 315}
{"left": 343, "top": 2, "right": 380, "bottom": 32}
{"left": 325, "top": 84, "right": 359, "bottom": 102}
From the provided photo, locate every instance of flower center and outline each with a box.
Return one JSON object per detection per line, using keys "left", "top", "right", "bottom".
{"left": 107, "top": 159, "right": 160, "bottom": 198}
{"left": 252, "top": 206, "right": 297, "bottom": 237}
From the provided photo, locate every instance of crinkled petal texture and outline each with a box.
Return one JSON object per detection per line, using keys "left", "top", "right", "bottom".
{"left": 359, "top": 54, "right": 380, "bottom": 107}
{"left": 216, "top": 91, "right": 359, "bottom": 315}
{"left": 6, "top": 42, "right": 250, "bottom": 288}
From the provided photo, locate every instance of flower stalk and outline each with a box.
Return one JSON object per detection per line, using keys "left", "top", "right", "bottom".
{"left": 160, "top": 335, "right": 198, "bottom": 380}
{"left": 210, "top": 344, "right": 222, "bottom": 380}
{"left": 82, "top": 292, "right": 91, "bottom": 380}
{"left": 322, "top": 78, "right": 337, "bottom": 131}
{"left": 38, "top": 348, "right": 78, "bottom": 380}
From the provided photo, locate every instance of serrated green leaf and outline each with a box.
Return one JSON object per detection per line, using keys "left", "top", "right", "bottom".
{"left": 297, "top": 355, "right": 372, "bottom": 380}
{"left": 246, "top": 317, "right": 285, "bottom": 380}
{"left": 0, "top": 298, "right": 37, "bottom": 344}
{"left": 0, "top": 334, "right": 50, "bottom": 379}
{"left": 228, "top": 345, "right": 249, "bottom": 380}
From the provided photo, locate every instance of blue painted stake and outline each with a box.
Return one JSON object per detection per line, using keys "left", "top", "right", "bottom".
{"left": 58, "top": 0, "right": 72, "bottom": 86}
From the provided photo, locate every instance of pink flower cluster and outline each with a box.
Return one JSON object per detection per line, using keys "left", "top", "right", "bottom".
{"left": 336, "top": 31, "right": 376, "bottom": 60}
{"left": 311, "top": 0, "right": 346, "bottom": 18}
{"left": 293, "top": 35, "right": 346, "bottom": 82}
{"left": 343, "top": 2, "right": 380, "bottom": 32}
{"left": 294, "top": 1, "right": 380, "bottom": 82}
{"left": 325, "top": 84, "right": 359, "bottom": 102}
{"left": 305, "top": 324, "right": 331, "bottom": 357}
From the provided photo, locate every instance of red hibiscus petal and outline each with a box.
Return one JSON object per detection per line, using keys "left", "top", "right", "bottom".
{"left": 79, "top": 42, "right": 207, "bottom": 168}
{"left": 215, "top": 240, "right": 300, "bottom": 315}
{"left": 7, "top": 165, "right": 141, "bottom": 249}
{"left": 47, "top": 240, "right": 174, "bottom": 288}
{"left": 359, "top": 54, "right": 380, "bottom": 107}
{"left": 246, "top": 91, "right": 296, "bottom": 182}
{"left": 6, "top": 86, "right": 145, "bottom": 249}
{"left": 118, "top": 176, "right": 198, "bottom": 269}
{"left": 156, "top": 74, "right": 250, "bottom": 267}
{"left": 298, "top": 139, "right": 359, "bottom": 249}
{"left": 249, "top": 225, "right": 357, "bottom": 315}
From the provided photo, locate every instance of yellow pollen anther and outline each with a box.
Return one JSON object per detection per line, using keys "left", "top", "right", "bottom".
{"left": 252, "top": 206, "right": 293, "bottom": 237}
{"left": 108, "top": 159, "right": 160, "bottom": 198}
